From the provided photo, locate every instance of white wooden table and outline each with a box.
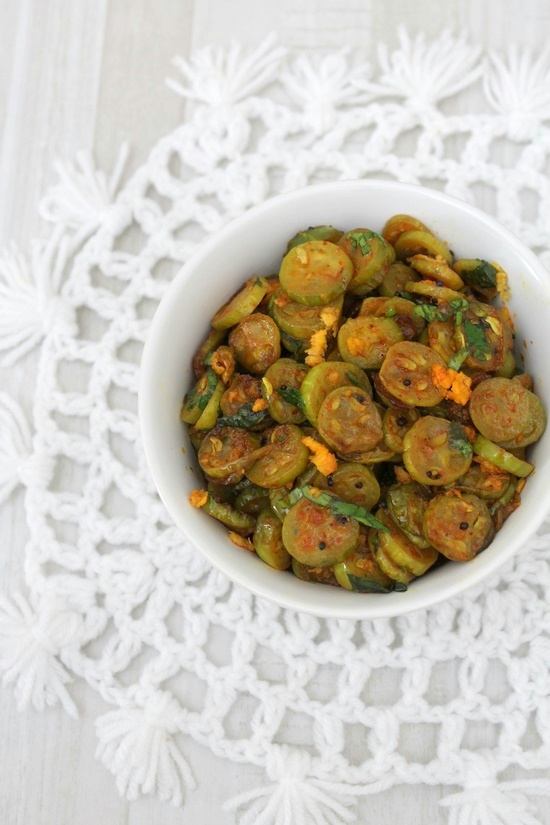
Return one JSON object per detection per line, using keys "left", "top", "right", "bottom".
{"left": 2, "top": 2, "right": 550, "bottom": 822}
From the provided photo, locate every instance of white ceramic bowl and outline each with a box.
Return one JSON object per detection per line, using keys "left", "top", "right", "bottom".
{"left": 139, "top": 180, "right": 550, "bottom": 619}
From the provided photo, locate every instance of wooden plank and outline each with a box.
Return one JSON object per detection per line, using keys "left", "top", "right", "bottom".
{"left": 0, "top": 0, "right": 108, "bottom": 246}
{"left": 93, "top": 0, "right": 195, "bottom": 180}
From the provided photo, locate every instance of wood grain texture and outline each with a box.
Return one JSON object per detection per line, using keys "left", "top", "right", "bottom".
{"left": 1, "top": 1, "right": 549, "bottom": 823}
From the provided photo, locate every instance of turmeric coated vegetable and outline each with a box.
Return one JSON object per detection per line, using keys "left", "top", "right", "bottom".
{"left": 183, "top": 214, "right": 545, "bottom": 594}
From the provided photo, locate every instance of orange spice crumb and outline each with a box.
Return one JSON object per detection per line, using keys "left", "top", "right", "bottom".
{"left": 301, "top": 436, "right": 338, "bottom": 476}
{"left": 252, "top": 397, "right": 268, "bottom": 412}
{"left": 305, "top": 329, "right": 328, "bottom": 367}
{"left": 189, "top": 489, "right": 208, "bottom": 508}
{"left": 210, "top": 346, "right": 235, "bottom": 384}
{"left": 431, "top": 363, "right": 472, "bottom": 405}
{"left": 394, "top": 466, "right": 411, "bottom": 484}
{"left": 320, "top": 306, "right": 340, "bottom": 332}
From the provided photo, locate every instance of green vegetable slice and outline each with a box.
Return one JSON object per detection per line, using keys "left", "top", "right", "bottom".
{"left": 394, "top": 230, "right": 453, "bottom": 264}
{"left": 270, "top": 289, "right": 343, "bottom": 340}
{"left": 338, "top": 316, "right": 404, "bottom": 370}
{"left": 246, "top": 424, "right": 310, "bottom": 488}
{"left": 333, "top": 537, "right": 393, "bottom": 592}
{"left": 201, "top": 495, "right": 256, "bottom": 535}
{"left": 286, "top": 225, "right": 344, "bottom": 251}
{"left": 279, "top": 240, "right": 353, "bottom": 306}
{"left": 472, "top": 435, "right": 534, "bottom": 477}
{"left": 287, "top": 486, "right": 389, "bottom": 532}
{"left": 212, "top": 277, "right": 268, "bottom": 331}
{"left": 262, "top": 358, "right": 309, "bottom": 424}
{"left": 338, "top": 228, "right": 391, "bottom": 296}
{"left": 194, "top": 379, "right": 225, "bottom": 430}
{"left": 317, "top": 386, "right": 383, "bottom": 456}
{"left": 180, "top": 369, "right": 219, "bottom": 424}
{"left": 403, "top": 416, "right": 473, "bottom": 486}
{"left": 422, "top": 493, "right": 494, "bottom": 561}
{"left": 282, "top": 493, "right": 360, "bottom": 567}
{"left": 253, "top": 509, "right": 291, "bottom": 570}
{"left": 300, "top": 361, "right": 371, "bottom": 428}
{"left": 228, "top": 313, "right": 281, "bottom": 374}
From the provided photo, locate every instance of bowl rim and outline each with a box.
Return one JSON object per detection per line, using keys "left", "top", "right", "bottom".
{"left": 139, "top": 179, "right": 550, "bottom": 619}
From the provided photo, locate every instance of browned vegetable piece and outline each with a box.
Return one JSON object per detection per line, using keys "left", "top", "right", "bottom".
{"left": 291, "top": 558, "right": 341, "bottom": 586}
{"left": 403, "top": 416, "right": 473, "bottom": 486}
{"left": 198, "top": 426, "right": 262, "bottom": 483}
{"left": 469, "top": 377, "right": 546, "bottom": 449}
{"left": 381, "top": 214, "right": 430, "bottom": 246}
{"left": 379, "top": 262, "right": 420, "bottom": 297}
{"left": 246, "top": 424, "right": 309, "bottom": 488}
{"left": 383, "top": 407, "right": 421, "bottom": 453}
{"left": 358, "top": 295, "right": 426, "bottom": 337}
{"left": 220, "top": 375, "right": 262, "bottom": 416}
{"left": 228, "top": 313, "right": 281, "bottom": 374}
{"left": 282, "top": 494, "right": 360, "bottom": 567}
{"left": 422, "top": 492, "right": 494, "bottom": 561}
{"left": 338, "top": 229, "right": 391, "bottom": 296}
{"left": 379, "top": 341, "right": 446, "bottom": 407}
{"left": 338, "top": 316, "right": 404, "bottom": 370}
{"left": 317, "top": 386, "right": 383, "bottom": 456}
{"left": 279, "top": 240, "right": 353, "bottom": 305}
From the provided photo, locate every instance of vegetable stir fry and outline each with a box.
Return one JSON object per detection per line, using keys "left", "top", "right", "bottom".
{"left": 182, "top": 216, "right": 546, "bottom": 593}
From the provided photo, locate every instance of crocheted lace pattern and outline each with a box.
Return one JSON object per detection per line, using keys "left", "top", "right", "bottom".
{"left": 2, "top": 31, "right": 550, "bottom": 824}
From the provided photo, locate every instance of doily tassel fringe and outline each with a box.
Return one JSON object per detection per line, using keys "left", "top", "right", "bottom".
{"left": 39, "top": 143, "right": 130, "bottom": 237}
{"left": 440, "top": 778, "right": 550, "bottom": 825}
{"left": 0, "top": 393, "right": 52, "bottom": 503}
{"left": 0, "top": 229, "right": 76, "bottom": 366}
{"left": 0, "top": 593, "right": 77, "bottom": 718}
{"left": 95, "top": 691, "right": 195, "bottom": 806}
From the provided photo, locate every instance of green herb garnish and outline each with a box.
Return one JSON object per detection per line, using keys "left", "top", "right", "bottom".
{"left": 345, "top": 371, "right": 361, "bottom": 387}
{"left": 348, "top": 230, "right": 384, "bottom": 256}
{"left": 385, "top": 308, "right": 397, "bottom": 317}
{"left": 413, "top": 304, "right": 445, "bottom": 322}
{"left": 447, "top": 348, "right": 469, "bottom": 371}
{"left": 462, "top": 260, "right": 498, "bottom": 290}
{"left": 186, "top": 369, "right": 218, "bottom": 411}
{"left": 448, "top": 421, "right": 473, "bottom": 457}
{"left": 300, "top": 487, "right": 390, "bottom": 531}
{"left": 346, "top": 574, "right": 393, "bottom": 594}
{"left": 217, "top": 402, "right": 271, "bottom": 429}
{"left": 278, "top": 386, "right": 306, "bottom": 412}
{"left": 463, "top": 318, "right": 491, "bottom": 361}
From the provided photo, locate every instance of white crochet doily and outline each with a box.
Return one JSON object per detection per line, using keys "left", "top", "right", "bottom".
{"left": 2, "top": 31, "right": 550, "bottom": 824}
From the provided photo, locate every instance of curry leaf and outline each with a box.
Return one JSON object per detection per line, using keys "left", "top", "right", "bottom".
{"left": 217, "top": 402, "right": 270, "bottom": 429}
{"left": 300, "top": 487, "right": 390, "bottom": 531}
{"left": 278, "top": 386, "right": 306, "bottom": 412}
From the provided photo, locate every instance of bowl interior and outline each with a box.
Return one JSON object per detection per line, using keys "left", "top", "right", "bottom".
{"left": 139, "top": 180, "right": 550, "bottom": 619}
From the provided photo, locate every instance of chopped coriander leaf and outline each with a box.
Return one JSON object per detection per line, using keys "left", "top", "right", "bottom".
{"left": 463, "top": 261, "right": 498, "bottom": 289}
{"left": 463, "top": 318, "right": 491, "bottom": 360}
{"left": 448, "top": 348, "right": 469, "bottom": 371}
{"left": 448, "top": 421, "right": 473, "bottom": 457}
{"left": 412, "top": 304, "right": 444, "bottom": 322}
{"left": 348, "top": 230, "right": 384, "bottom": 256}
